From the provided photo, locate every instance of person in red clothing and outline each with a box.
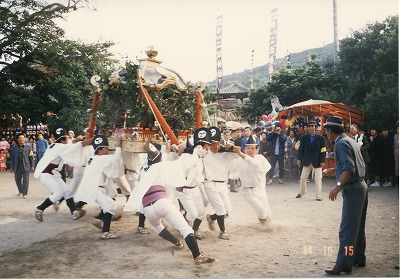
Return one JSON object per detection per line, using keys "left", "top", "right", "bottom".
{"left": 0, "top": 149, "right": 7, "bottom": 171}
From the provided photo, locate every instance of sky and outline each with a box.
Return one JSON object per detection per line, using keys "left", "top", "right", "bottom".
{"left": 54, "top": 0, "right": 398, "bottom": 84}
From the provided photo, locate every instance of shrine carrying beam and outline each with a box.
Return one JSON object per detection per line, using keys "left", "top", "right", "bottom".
{"left": 138, "top": 85, "right": 180, "bottom": 145}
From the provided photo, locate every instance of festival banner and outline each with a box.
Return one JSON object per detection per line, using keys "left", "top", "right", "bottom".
{"left": 251, "top": 49, "right": 255, "bottom": 89}
{"left": 314, "top": 116, "right": 323, "bottom": 131}
{"left": 268, "top": 8, "right": 278, "bottom": 79}
{"left": 216, "top": 15, "right": 223, "bottom": 94}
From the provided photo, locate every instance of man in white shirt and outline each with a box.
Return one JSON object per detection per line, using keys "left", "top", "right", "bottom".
{"left": 233, "top": 135, "right": 272, "bottom": 222}
{"left": 203, "top": 127, "right": 237, "bottom": 240}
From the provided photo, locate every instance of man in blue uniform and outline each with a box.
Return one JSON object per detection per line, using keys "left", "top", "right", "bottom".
{"left": 323, "top": 116, "right": 368, "bottom": 275}
{"left": 10, "top": 134, "right": 34, "bottom": 198}
{"left": 296, "top": 121, "right": 326, "bottom": 200}
{"left": 266, "top": 124, "right": 287, "bottom": 184}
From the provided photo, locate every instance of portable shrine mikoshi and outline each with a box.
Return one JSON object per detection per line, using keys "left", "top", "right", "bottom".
{"left": 88, "top": 47, "right": 206, "bottom": 152}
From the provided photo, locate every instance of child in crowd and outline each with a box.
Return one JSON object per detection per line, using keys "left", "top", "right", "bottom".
{"left": 0, "top": 149, "right": 7, "bottom": 171}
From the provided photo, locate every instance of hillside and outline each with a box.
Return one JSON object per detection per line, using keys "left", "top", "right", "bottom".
{"left": 206, "top": 42, "right": 336, "bottom": 91}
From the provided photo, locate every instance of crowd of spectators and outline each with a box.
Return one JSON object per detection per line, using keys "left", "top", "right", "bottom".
{"left": 1, "top": 112, "right": 398, "bottom": 188}
{"left": 0, "top": 112, "right": 51, "bottom": 171}
{"left": 217, "top": 119, "right": 399, "bottom": 188}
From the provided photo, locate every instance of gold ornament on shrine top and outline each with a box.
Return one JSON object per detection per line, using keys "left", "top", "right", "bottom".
{"left": 138, "top": 46, "right": 188, "bottom": 92}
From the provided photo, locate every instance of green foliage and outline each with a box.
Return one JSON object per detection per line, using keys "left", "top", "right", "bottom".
{"left": 152, "top": 87, "right": 196, "bottom": 130}
{"left": 0, "top": 0, "right": 84, "bottom": 67}
{"left": 235, "top": 16, "right": 398, "bottom": 129}
{"left": 98, "top": 61, "right": 197, "bottom": 130}
{"left": 97, "top": 61, "right": 149, "bottom": 129}
{"left": 363, "top": 74, "right": 399, "bottom": 130}
{"left": 1, "top": 1, "right": 397, "bottom": 133}
{"left": 0, "top": 38, "right": 116, "bottom": 133}
{"left": 268, "top": 55, "right": 340, "bottom": 107}
{"left": 338, "top": 15, "right": 398, "bottom": 105}
{"left": 236, "top": 86, "right": 273, "bottom": 124}
{"left": 206, "top": 43, "right": 336, "bottom": 91}
{"left": 0, "top": 0, "right": 115, "bottom": 134}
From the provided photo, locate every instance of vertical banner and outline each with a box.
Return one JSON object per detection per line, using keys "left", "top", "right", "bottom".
{"left": 216, "top": 15, "right": 223, "bottom": 94}
{"left": 315, "top": 116, "right": 323, "bottom": 132}
{"left": 333, "top": 0, "right": 339, "bottom": 63}
{"left": 286, "top": 52, "right": 291, "bottom": 69}
{"left": 251, "top": 49, "right": 255, "bottom": 89}
{"left": 268, "top": 8, "right": 278, "bottom": 80}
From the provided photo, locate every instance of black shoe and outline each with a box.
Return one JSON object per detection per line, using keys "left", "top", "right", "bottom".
{"left": 295, "top": 193, "right": 301, "bottom": 198}
{"left": 325, "top": 266, "right": 352, "bottom": 275}
{"left": 353, "top": 262, "right": 366, "bottom": 267}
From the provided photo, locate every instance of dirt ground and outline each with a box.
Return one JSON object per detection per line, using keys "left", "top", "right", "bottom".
{"left": 0, "top": 171, "right": 398, "bottom": 278}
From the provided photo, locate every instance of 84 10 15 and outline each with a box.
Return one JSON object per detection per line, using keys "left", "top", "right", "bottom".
{"left": 303, "top": 245, "right": 334, "bottom": 256}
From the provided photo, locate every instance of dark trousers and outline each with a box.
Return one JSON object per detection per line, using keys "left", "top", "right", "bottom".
{"left": 268, "top": 154, "right": 284, "bottom": 179}
{"left": 15, "top": 166, "right": 30, "bottom": 195}
{"left": 364, "top": 162, "right": 369, "bottom": 183}
{"left": 288, "top": 157, "right": 299, "bottom": 178}
{"left": 335, "top": 181, "right": 368, "bottom": 269}
{"left": 354, "top": 191, "right": 368, "bottom": 264}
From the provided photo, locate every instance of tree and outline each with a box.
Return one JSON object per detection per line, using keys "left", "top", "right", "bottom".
{"left": 35, "top": 39, "right": 116, "bottom": 131}
{"left": 363, "top": 74, "right": 398, "bottom": 130}
{"left": 0, "top": 0, "right": 117, "bottom": 133}
{"left": 338, "top": 15, "right": 398, "bottom": 106}
{"left": 236, "top": 86, "right": 273, "bottom": 124}
{"left": 0, "top": 0, "right": 87, "bottom": 67}
{"left": 97, "top": 61, "right": 200, "bottom": 131}
{"left": 236, "top": 16, "right": 398, "bottom": 128}
{"left": 237, "top": 56, "right": 340, "bottom": 123}
{"left": 0, "top": 38, "right": 116, "bottom": 132}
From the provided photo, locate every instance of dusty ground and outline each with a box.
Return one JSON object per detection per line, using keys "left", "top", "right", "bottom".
{"left": 0, "top": 171, "right": 398, "bottom": 278}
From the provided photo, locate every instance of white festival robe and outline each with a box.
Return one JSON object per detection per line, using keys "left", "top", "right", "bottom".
{"left": 34, "top": 142, "right": 84, "bottom": 179}
{"left": 235, "top": 153, "right": 272, "bottom": 218}
{"left": 124, "top": 158, "right": 188, "bottom": 213}
{"left": 74, "top": 147, "right": 123, "bottom": 203}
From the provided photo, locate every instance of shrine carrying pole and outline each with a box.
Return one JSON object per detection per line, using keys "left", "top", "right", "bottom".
{"left": 87, "top": 75, "right": 102, "bottom": 138}
{"left": 196, "top": 92, "right": 202, "bottom": 129}
{"left": 138, "top": 84, "right": 180, "bottom": 145}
